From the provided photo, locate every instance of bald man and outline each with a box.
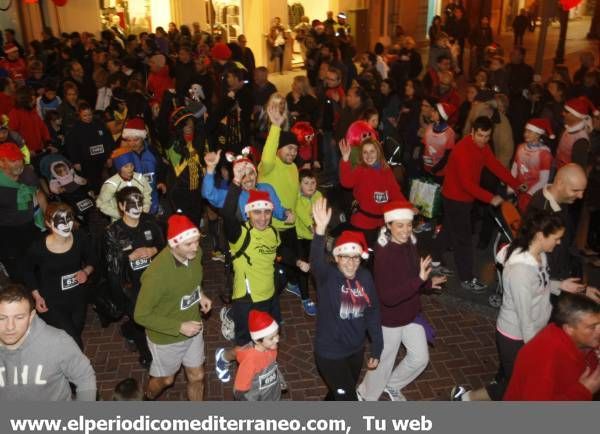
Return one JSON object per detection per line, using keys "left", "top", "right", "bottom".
{"left": 526, "top": 163, "right": 587, "bottom": 279}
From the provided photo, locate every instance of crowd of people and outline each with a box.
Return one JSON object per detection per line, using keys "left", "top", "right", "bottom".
{"left": 0, "top": 4, "right": 599, "bottom": 402}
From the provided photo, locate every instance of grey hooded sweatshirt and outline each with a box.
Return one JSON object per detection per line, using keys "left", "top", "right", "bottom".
{"left": 0, "top": 315, "right": 96, "bottom": 401}
{"left": 495, "top": 246, "right": 561, "bottom": 343}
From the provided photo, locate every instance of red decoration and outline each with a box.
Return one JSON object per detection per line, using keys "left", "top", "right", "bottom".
{"left": 52, "top": 0, "right": 68, "bottom": 6}
{"left": 24, "top": 0, "right": 38, "bottom": 4}
{"left": 560, "top": 0, "right": 583, "bottom": 11}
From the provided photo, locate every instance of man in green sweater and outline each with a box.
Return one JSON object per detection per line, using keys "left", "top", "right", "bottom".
{"left": 134, "top": 213, "right": 212, "bottom": 401}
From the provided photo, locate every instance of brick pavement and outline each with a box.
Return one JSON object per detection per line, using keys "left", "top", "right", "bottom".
{"left": 85, "top": 241, "right": 499, "bottom": 401}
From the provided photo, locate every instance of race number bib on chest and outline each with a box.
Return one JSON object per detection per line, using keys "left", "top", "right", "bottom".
{"left": 180, "top": 286, "right": 201, "bottom": 310}
{"left": 130, "top": 256, "right": 151, "bottom": 271}
{"left": 89, "top": 145, "right": 105, "bottom": 156}
{"left": 373, "top": 191, "right": 389, "bottom": 204}
{"left": 258, "top": 364, "right": 279, "bottom": 390}
{"left": 76, "top": 198, "right": 93, "bottom": 212}
{"left": 61, "top": 273, "right": 79, "bottom": 291}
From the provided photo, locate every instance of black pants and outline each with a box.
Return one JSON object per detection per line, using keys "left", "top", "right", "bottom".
{"left": 434, "top": 198, "right": 474, "bottom": 281}
{"left": 315, "top": 350, "right": 364, "bottom": 401}
{"left": 231, "top": 295, "right": 281, "bottom": 346}
{"left": 297, "top": 239, "right": 312, "bottom": 300}
{"left": 41, "top": 299, "right": 87, "bottom": 349}
{"left": 486, "top": 330, "right": 524, "bottom": 401}
{"left": 0, "top": 222, "right": 40, "bottom": 284}
{"left": 170, "top": 185, "right": 203, "bottom": 227}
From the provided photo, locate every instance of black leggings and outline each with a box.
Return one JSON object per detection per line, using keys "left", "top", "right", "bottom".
{"left": 315, "top": 349, "right": 364, "bottom": 401}
{"left": 486, "top": 330, "right": 524, "bottom": 401}
{"left": 41, "top": 300, "right": 87, "bottom": 349}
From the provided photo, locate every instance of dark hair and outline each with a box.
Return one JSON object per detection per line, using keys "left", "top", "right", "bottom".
{"left": 0, "top": 283, "right": 35, "bottom": 312}
{"left": 112, "top": 378, "right": 143, "bottom": 401}
{"left": 381, "top": 78, "right": 395, "bottom": 93}
{"left": 364, "top": 51, "right": 377, "bottom": 66}
{"left": 226, "top": 67, "right": 245, "bottom": 82}
{"left": 70, "top": 32, "right": 81, "bottom": 40}
{"left": 436, "top": 53, "right": 452, "bottom": 64}
{"left": 0, "top": 77, "right": 12, "bottom": 92}
{"left": 44, "top": 109, "right": 61, "bottom": 124}
{"left": 405, "top": 79, "right": 425, "bottom": 101}
{"left": 471, "top": 116, "right": 494, "bottom": 132}
{"left": 506, "top": 209, "right": 564, "bottom": 261}
{"left": 14, "top": 86, "right": 34, "bottom": 110}
{"left": 374, "top": 42, "right": 384, "bottom": 55}
{"left": 552, "top": 292, "right": 600, "bottom": 328}
{"left": 327, "top": 66, "right": 342, "bottom": 81}
{"left": 349, "top": 85, "right": 368, "bottom": 104}
{"left": 299, "top": 168, "right": 317, "bottom": 181}
{"left": 44, "top": 202, "right": 73, "bottom": 226}
{"left": 78, "top": 101, "right": 92, "bottom": 112}
{"left": 362, "top": 107, "right": 379, "bottom": 122}
{"left": 116, "top": 186, "right": 142, "bottom": 205}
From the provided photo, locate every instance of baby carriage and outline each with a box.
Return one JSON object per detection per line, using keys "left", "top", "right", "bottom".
{"left": 39, "top": 153, "right": 97, "bottom": 225}
{"left": 489, "top": 200, "right": 522, "bottom": 308}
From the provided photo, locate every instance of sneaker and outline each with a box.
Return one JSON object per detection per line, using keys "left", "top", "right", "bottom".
{"left": 220, "top": 307, "right": 235, "bottom": 341}
{"left": 302, "top": 299, "right": 317, "bottom": 316}
{"left": 431, "top": 265, "right": 454, "bottom": 276}
{"left": 215, "top": 348, "right": 231, "bottom": 383}
{"left": 461, "top": 278, "right": 487, "bottom": 293}
{"left": 285, "top": 283, "right": 301, "bottom": 298}
{"left": 211, "top": 250, "right": 225, "bottom": 262}
{"left": 383, "top": 386, "right": 407, "bottom": 401}
{"left": 356, "top": 389, "right": 365, "bottom": 401}
{"left": 450, "top": 385, "right": 468, "bottom": 401}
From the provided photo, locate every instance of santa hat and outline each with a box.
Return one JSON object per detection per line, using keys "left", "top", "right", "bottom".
{"left": 436, "top": 102, "right": 457, "bottom": 122}
{"left": 122, "top": 117, "right": 147, "bottom": 140}
{"left": 4, "top": 43, "right": 18, "bottom": 55}
{"left": 248, "top": 310, "right": 278, "bottom": 341}
{"left": 0, "top": 143, "right": 24, "bottom": 161}
{"left": 383, "top": 200, "right": 418, "bottom": 223}
{"left": 564, "top": 96, "right": 599, "bottom": 119}
{"left": 244, "top": 189, "right": 274, "bottom": 215}
{"left": 225, "top": 146, "right": 257, "bottom": 173}
{"left": 210, "top": 42, "right": 232, "bottom": 61}
{"left": 525, "top": 118, "right": 555, "bottom": 139}
{"left": 111, "top": 147, "right": 136, "bottom": 172}
{"left": 167, "top": 213, "right": 200, "bottom": 247}
{"left": 333, "top": 231, "right": 369, "bottom": 259}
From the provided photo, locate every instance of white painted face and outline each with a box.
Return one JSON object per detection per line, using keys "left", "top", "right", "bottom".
{"left": 51, "top": 210, "right": 74, "bottom": 237}
{"left": 124, "top": 193, "right": 143, "bottom": 219}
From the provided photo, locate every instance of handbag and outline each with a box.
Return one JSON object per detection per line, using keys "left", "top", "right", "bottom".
{"left": 409, "top": 178, "right": 442, "bottom": 218}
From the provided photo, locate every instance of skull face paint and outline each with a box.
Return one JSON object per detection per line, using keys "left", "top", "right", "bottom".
{"left": 51, "top": 210, "right": 74, "bottom": 237}
{"left": 124, "top": 193, "right": 143, "bottom": 219}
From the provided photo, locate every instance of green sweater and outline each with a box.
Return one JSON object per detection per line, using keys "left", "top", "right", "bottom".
{"left": 134, "top": 246, "right": 203, "bottom": 345}
{"left": 295, "top": 190, "right": 322, "bottom": 240}
{"left": 258, "top": 125, "right": 299, "bottom": 231}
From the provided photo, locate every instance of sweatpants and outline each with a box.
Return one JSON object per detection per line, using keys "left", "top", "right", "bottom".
{"left": 357, "top": 323, "right": 429, "bottom": 400}
{"left": 433, "top": 197, "right": 474, "bottom": 281}
{"left": 315, "top": 349, "right": 364, "bottom": 401}
{"left": 487, "top": 330, "right": 524, "bottom": 401}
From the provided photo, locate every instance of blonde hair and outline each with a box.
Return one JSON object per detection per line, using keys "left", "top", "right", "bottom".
{"left": 293, "top": 75, "right": 315, "bottom": 97}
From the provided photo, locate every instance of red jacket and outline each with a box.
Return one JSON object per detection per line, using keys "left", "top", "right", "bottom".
{"left": 340, "top": 160, "right": 405, "bottom": 230}
{"left": 0, "top": 92, "right": 14, "bottom": 117}
{"left": 504, "top": 323, "right": 597, "bottom": 401}
{"left": 8, "top": 108, "right": 50, "bottom": 153}
{"left": 0, "top": 58, "right": 27, "bottom": 84}
{"left": 442, "top": 135, "right": 519, "bottom": 204}
{"left": 147, "top": 65, "right": 174, "bottom": 107}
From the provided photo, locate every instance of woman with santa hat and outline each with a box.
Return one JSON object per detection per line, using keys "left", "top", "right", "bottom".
{"left": 310, "top": 197, "right": 383, "bottom": 400}
{"left": 356, "top": 201, "right": 446, "bottom": 401}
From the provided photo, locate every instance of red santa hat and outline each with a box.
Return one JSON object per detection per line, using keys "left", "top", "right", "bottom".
{"left": 3, "top": 43, "right": 18, "bottom": 55}
{"left": 167, "top": 213, "right": 200, "bottom": 247}
{"left": 525, "top": 118, "right": 555, "bottom": 139}
{"left": 248, "top": 310, "right": 279, "bottom": 341}
{"left": 564, "top": 96, "right": 599, "bottom": 119}
{"left": 333, "top": 231, "right": 369, "bottom": 259}
{"left": 436, "top": 102, "right": 457, "bottom": 122}
{"left": 122, "top": 117, "right": 147, "bottom": 140}
{"left": 0, "top": 143, "right": 24, "bottom": 161}
{"left": 382, "top": 200, "right": 418, "bottom": 223}
{"left": 244, "top": 189, "right": 274, "bottom": 215}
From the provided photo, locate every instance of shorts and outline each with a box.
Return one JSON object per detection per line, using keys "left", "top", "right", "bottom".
{"left": 147, "top": 332, "right": 205, "bottom": 377}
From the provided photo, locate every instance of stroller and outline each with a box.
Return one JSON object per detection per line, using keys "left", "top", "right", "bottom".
{"left": 489, "top": 200, "right": 522, "bottom": 308}
{"left": 39, "top": 153, "right": 97, "bottom": 225}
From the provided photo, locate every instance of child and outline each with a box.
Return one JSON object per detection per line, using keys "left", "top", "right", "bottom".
{"left": 291, "top": 169, "right": 321, "bottom": 316}
{"left": 291, "top": 121, "right": 319, "bottom": 170}
{"left": 36, "top": 80, "right": 61, "bottom": 120}
{"left": 215, "top": 310, "right": 284, "bottom": 401}
{"left": 48, "top": 159, "right": 87, "bottom": 195}
{"left": 112, "top": 378, "right": 143, "bottom": 401}
{"left": 44, "top": 110, "right": 64, "bottom": 150}
{"left": 510, "top": 118, "right": 554, "bottom": 213}
{"left": 422, "top": 102, "right": 456, "bottom": 180}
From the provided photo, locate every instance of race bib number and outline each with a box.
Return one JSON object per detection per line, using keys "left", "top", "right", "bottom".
{"left": 130, "top": 257, "right": 151, "bottom": 271}
{"left": 76, "top": 198, "right": 93, "bottom": 212}
{"left": 89, "top": 145, "right": 105, "bottom": 156}
{"left": 144, "top": 230, "right": 153, "bottom": 241}
{"left": 180, "top": 286, "right": 201, "bottom": 310}
{"left": 373, "top": 191, "right": 389, "bottom": 204}
{"left": 258, "top": 364, "right": 279, "bottom": 390}
{"left": 61, "top": 273, "right": 79, "bottom": 291}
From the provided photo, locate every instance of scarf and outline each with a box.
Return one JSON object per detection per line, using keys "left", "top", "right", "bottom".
{"left": 0, "top": 169, "right": 36, "bottom": 211}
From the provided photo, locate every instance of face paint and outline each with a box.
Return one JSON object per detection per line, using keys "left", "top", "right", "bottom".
{"left": 124, "top": 194, "right": 143, "bottom": 219}
{"left": 52, "top": 211, "right": 74, "bottom": 237}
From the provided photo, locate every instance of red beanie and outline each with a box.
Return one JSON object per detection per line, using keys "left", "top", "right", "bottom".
{"left": 333, "top": 231, "right": 369, "bottom": 259}
{"left": 0, "top": 143, "right": 24, "bottom": 161}
{"left": 248, "top": 310, "right": 278, "bottom": 341}
{"left": 167, "top": 214, "right": 200, "bottom": 247}
{"left": 210, "top": 42, "right": 232, "bottom": 61}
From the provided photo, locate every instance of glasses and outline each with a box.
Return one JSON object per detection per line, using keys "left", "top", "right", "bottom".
{"left": 338, "top": 255, "right": 361, "bottom": 262}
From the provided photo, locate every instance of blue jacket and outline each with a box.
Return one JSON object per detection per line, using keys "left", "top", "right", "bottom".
{"left": 130, "top": 142, "right": 161, "bottom": 214}
{"left": 201, "top": 172, "right": 287, "bottom": 221}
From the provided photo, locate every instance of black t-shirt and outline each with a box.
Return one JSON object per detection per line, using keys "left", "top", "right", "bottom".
{"left": 24, "top": 231, "right": 96, "bottom": 304}
{"left": 0, "top": 166, "right": 39, "bottom": 227}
